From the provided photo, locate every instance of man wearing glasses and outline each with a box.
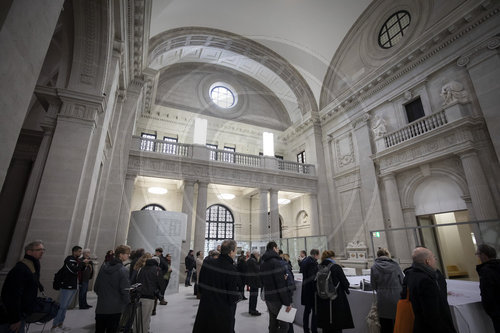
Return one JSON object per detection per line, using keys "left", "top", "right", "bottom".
{"left": 0, "top": 240, "right": 45, "bottom": 333}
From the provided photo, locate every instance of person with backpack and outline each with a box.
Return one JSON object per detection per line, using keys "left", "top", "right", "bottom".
{"left": 0, "top": 240, "right": 46, "bottom": 333}
{"left": 315, "top": 250, "right": 353, "bottom": 333}
{"left": 51, "top": 246, "right": 88, "bottom": 332}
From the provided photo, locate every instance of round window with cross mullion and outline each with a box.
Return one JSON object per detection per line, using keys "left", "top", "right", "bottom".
{"left": 209, "top": 83, "right": 237, "bottom": 109}
{"left": 378, "top": 11, "right": 411, "bottom": 49}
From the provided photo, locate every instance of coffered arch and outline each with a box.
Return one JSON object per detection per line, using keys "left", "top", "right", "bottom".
{"left": 147, "top": 27, "right": 318, "bottom": 125}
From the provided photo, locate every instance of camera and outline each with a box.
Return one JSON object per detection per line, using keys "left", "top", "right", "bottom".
{"left": 128, "top": 283, "right": 142, "bottom": 303}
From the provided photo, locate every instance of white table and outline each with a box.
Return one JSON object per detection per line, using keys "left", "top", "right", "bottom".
{"left": 292, "top": 274, "right": 495, "bottom": 333}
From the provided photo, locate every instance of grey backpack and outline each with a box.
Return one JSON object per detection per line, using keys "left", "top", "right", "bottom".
{"left": 315, "top": 262, "right": 340, "bottom": 300}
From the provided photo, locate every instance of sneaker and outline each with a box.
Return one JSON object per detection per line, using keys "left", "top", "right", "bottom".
{"left": 59, "top": 325, "right": 71, "bottom": 331}
{"left": 159, "top": 300, "right": 168, "bottom": 305}
{"left": 249, "top": 311, "right": 262, "bottom": 316}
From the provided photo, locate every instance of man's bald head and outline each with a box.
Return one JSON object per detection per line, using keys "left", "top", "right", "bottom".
{"left": 412, "top": 247, "right": 437, "bottom": 270}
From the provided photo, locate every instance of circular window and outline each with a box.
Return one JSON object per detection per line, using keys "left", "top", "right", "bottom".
{"left": 378, "top": 11, "right": 411, "bottom": 49}
{"left": 209, "top": 84, "right": 236, "bottom": 108}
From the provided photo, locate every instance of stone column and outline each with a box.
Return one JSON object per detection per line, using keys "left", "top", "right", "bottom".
{"left": 459, "top": 150, "right": 498, "bottom": 220}
{"left": 5, "top": 118, "right": 56, "bottom": 268}
{"left": 308, "top": 193, "right": 320, "bottom": 236}
{"left": 269, "top": 189, "right": 279, "bottom": 240}
{"left": 352, "top": 114, "right": 385, "bottom": 252}
{"left": 114, "top": 173, "right": 137, "bottom": 245}
{"left": 181, "top": 180, "right": 196, "bottom": 259}
{"left": 459, "top": 39, "right": 500, "bottom": 162}
{"left": 0, "top": 0, "right": 64, "bottom": 190}
{"left": 402, "top": 207, "right": 418, "bottom": 260}
{"left": 381, "top": 173, "right": 411, "bottom": 259}
{"left": 193, "top": 182, "right": 208, "bottom": 253}
{"left": 259, "top": 189, "right": 269, "bottom": 240}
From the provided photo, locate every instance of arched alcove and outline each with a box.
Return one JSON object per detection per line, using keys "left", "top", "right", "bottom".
{"left": 413, "top": 176, "right": 466, "bottom": 215}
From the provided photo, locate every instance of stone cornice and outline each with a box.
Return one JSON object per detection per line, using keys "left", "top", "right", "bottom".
{"left": 127, "top": 152, "right": 317, "bottom": 193}
{"left": 457, "top": 35, "right": 500, "bottom": 67}
{"left": 128, "top": 0, "right": 151, "bottom": 80}
{"left": 319, "top": 2, "right": 500, "bottom": 124}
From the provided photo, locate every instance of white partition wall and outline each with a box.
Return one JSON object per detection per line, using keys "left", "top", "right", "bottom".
{"left": 128, "top": 210, "right": 187, "bottom": 295}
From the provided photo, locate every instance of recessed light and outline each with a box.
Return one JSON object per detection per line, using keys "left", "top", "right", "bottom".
{"left": 217, "top": 193, "right": 235, "bottom": 200}
{"left": 278, "top": 198, "right": 291, "bottom": 205}
{"left": 148, "top": 187, "right": 168, "bottom": 195}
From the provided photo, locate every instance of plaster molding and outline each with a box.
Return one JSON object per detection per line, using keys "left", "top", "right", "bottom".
{"left": 319, "top": 3, "right": 500, "bottom": 124}
{"left": 457, "top": 36, "right": 500, "bottom": 67}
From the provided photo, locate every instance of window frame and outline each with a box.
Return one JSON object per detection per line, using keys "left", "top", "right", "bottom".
{"left": 141, "top": 204, "right": 166, "bottom": 211}
{"left": 162, "top": 136, "right": 178, "bottom": 155}
{"left": 140, "top": 132, "right": 156, "bottom": 152}
{"left": 378, "top": 10, "right": 411, "bottom": 49}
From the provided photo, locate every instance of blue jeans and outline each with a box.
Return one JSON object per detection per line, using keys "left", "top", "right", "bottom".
{"left": 79, "top": 281, "right": 89, "bottom": 307}
{"left": 53, "top": 289, "right": 77, "bottom": 327}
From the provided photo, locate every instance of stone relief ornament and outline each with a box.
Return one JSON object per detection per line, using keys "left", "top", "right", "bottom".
{"left": 346, "top": 240, "right": 367, "bottom": 249}
{"left": 371, "top": 115, "right": 387, "bottom": 139}
{"left": 440, "top": 80, "right": 469, "bottom": 106}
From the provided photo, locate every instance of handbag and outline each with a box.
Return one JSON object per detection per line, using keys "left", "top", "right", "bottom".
{"left": 366, "top": 289, "right": 380, "bottom": 333}
{"left": 393, "top": 289, "right": 415, "bottom": 333}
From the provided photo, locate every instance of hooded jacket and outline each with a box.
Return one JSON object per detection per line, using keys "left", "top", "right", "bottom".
{"left": 404, "top": 263, "right": 456, "bottom": 333}
{"left": 94, "top": 258, "right": 131, "bottom": 314}
{"left": 259, "top": 250, "right": 291, "bottom": 306}
{"left": 60, "top": 255, "right": 86, "bottom": 289}
{"left": 370, "top": 256, "right": 403, "bottom": 319}
{"left": 476, "top": 258, "right": 500, "bottom": 320}
{"left": 134, "top": 259, "right": 162, "bottom": 299}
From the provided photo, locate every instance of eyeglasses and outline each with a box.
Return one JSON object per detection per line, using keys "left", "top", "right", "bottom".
{"left": 32, "top": 248, "right": 46, "bottom": 252}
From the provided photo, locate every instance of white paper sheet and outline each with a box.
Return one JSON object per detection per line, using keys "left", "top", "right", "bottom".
{"left": 276, "top": 305, "right": 297, "bottom": 323}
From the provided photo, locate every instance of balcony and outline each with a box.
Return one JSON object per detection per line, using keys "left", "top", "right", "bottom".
{"left": 128, "top": 136, "right": 317, "bottom": 192}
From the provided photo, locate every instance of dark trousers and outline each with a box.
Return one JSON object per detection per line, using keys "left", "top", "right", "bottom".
{"left": 379, "top": 317, "right": 394, "bottom": 333}
{"left": 79, "top": 281, "right": 89, "bottom": 307}
{"left": 303, "top": 305, "right": 317, "bottom": 333}
{"left": 249, "top": 286, "right": 258, "bottom": 312}
{"left": 492, "top": 315, "right": 500, "bottom": 333}
{"left": 95, "top": 313, "right": 121, "bottom": 333}
{"left": 185, "top": 269, "right": 193, "bottom": 286}
{"left": 266, "top": 300, "right": 289, "bottom": 333}
{"left": 159, "top": 278, "right": 167, "bottom": 299}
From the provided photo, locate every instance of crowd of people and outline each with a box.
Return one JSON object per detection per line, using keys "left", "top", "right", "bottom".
{"left": 1, "top": 239, "right": 499, "bottom": 333}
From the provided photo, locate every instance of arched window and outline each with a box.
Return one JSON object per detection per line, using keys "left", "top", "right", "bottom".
{"left": 205, "top": 204, "right": 234, "bottom": 254}
{"left": 141, "top": 204, "right": 166, "bottom": 211}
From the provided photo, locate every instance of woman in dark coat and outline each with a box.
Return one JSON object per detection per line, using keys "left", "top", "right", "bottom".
{"left": 370, "top": 248, "right": 403, "bottom": 333}
{"left": 315, "top": 250, "right": 354, "bottom": 333}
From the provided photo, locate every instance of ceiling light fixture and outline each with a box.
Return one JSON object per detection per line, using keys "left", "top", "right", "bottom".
{"left": 217, "top": 193, "right": 235, "bottom": 200}
{"left": 148, "top": 187, "right": 168, "bottom": 195}
{"left": 278, "top": 198, "right": 291, "bottom": 205}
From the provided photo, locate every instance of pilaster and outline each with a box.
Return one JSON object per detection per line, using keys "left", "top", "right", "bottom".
{"left": 259, "top": 189, "right": 269, "bottom": 240}
{"left": 193, "top": 182, "right": 208, "bottom": 253}
{"left": 269, "top": 189, "right": 279, "bottom": 240}
{"left": 181, "top": 180, "right": 196, "bottom": 260}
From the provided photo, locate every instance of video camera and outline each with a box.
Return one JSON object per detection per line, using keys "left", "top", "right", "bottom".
{"left": 128, "top": 283, "right": 142, "bottom": 303}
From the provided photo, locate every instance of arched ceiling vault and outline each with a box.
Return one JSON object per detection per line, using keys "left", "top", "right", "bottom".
{"left": 147, "top": 27, "right": 317, "bottom": 124}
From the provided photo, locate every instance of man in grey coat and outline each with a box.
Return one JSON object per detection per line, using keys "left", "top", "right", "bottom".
{"left": 370, "top": 248, "right": 403, "bottom": 333}
{"left": 94, "top": 245, "right": 131, "bottom": 333}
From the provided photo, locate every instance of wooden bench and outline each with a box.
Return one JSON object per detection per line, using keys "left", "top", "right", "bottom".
{"left": 447, "top": 265, "right": 468, "bottom": 278}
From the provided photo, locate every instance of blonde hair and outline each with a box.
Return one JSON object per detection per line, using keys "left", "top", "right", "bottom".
{"left": 377, "top": 248, "right": 390, "bottom": 258}
{"left": 283, "top": 253, "right": 290, "bottom": 262}
{"left": 321, "top": 250, "right": 335, "bottom": 262}
{"left": 134, "top": 252, "right": 152, "bottom": 271}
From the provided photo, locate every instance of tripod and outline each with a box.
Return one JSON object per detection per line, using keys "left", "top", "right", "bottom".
{"left": 121, "top": 298, "right": 143, "bottom": 333}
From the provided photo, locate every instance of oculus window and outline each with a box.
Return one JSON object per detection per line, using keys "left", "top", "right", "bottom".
{"left": 378, "top": 11, "right": 411, "bottom": 49}
{"left": 210, "top": 83, "right": 237, "bottom": 108}
{"left": 141, "top": 204, "right": 166, "bottom": 211}
{"left": 205, "top": 204, "right": 234, "bottom": 255}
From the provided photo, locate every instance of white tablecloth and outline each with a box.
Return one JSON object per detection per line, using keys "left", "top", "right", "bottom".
{"left": 292, "top": 274, "right": 495, "bottom": 333}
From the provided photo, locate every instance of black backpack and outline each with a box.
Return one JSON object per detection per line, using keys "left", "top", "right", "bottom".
{"left": 53, "top": 266, "right": 65, "bottom": 291}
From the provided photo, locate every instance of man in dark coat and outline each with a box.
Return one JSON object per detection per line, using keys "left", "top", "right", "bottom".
{"left": 154, "top": 247, "right": 169, "bottom": 305}
{"left": 300, "top": 249, "right": 319, "bottom": 333}
{"left": 193, "top": 240, "right": 240, "bottom": 333}
{"left": 404, "top": 247, "right": 456, "bottom": 333}
{"left": 185, "top": 250, "right": 196, "bottom": 287}
{"left": 260, "top": 241, "right": 292, "bottom": 333}
{"left": 476, "top": 244, "right": 500, "bottom": 332}
{"left": 78, "top": 248, "right": 94, "bottom": 309}
{"left": 0, "top": 240, "right": 45, "bottom": 333}
{"left": 237, "top": 251, "right": 248, "bottom": 300}
{"left": 94, "top": 245, "right": 131, "bottom": 333}
{"left": 246, "top": 250, "right": 262, "bottom": 316}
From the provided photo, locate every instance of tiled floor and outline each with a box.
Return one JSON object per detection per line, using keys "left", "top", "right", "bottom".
{"left": 27, "top": 286, "right": 301, "bottom": 333}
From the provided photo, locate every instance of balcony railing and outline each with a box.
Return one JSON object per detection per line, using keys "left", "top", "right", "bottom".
{"left": 384, "top": 110, "right": 448, "bottom": 148}
{"left": 131, "top": 136, "right": 316, "bottom": 176}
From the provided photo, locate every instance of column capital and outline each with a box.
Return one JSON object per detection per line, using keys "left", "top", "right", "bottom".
{"left": 456, "top": 148, "right": 479, "bottom": 160}
{"left": 352, "top": 113, "right": 370, "bottom": 129}
{"left": 125, "top": 173, "right": 137, "bottom": 181}
{"left": 380, "top": 172, "right": 396, "bottom": 181}
{"left": 197, "top": 181, "right": 209, "bottom": 188}
{"left": 183, "top": 179, "right": 196, "bottom": 187}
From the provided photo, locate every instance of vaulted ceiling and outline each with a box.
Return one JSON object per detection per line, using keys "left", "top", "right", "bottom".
{"left": 148, "top": 0, "right": 372, "bottom": 126}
